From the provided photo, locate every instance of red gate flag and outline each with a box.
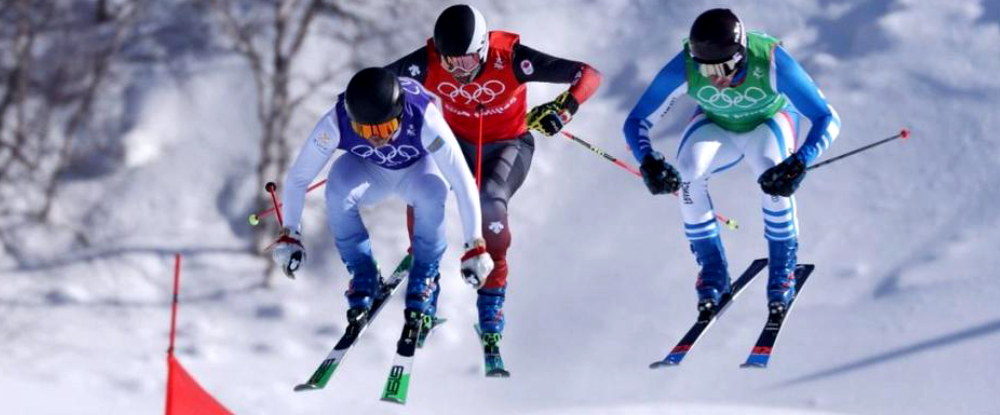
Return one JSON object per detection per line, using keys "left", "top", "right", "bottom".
{"left": 165, "top": 253, "right": 233, "bottom": 415}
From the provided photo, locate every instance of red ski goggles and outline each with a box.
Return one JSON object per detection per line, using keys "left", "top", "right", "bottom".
{"left": 350, "top": 117, "right": 400, "bottom": 141}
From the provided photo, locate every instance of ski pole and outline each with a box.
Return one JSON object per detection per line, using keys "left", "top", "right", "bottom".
{"left": 263, "top": 182, "right": 285, "bottom": 228}
{"left": 249, "top": 179, "right": 327, "bottom": 226}
{"left": 807, "top": 128, "right": 911, "bottom": 171}
{"left": 560, "top": 131, "right": 738, "bottom": 230}
{"left": 561, "top": 130, "right": 642, "bottom": 176}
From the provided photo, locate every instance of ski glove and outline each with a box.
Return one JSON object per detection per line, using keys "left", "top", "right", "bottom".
{"left": 758, "top": 153, "right": 807, "bottom": 197}
{"left": 460, "top": 238, "right": 494, "bottom": 289}
{"left": 526, "top": 91, "right": 579, "bottom": 136}
{"left": 640, "top": 150, "right": 681, "bottom": 195}
{"left": 271, "top": 228, "right": 306, "bottom": 279}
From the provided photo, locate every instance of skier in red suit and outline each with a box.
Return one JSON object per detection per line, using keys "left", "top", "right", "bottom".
{"left": 384, "top": 4, "right": 601, "bottom": 358}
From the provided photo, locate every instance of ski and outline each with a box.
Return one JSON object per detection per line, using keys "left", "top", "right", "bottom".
{"left": 475, "top": 324, "right": 510, "bottom": 377}
{"left": 740, "top": 264, "right": 815, "bottom": 369}
{"left": 293, "top": 254, "right": 413, "bottom": 392}
{"left": 649, "top": 258, "right": 768, "bottom": 369}
{"left": 380, "top": 309, "right": 427, "bottom": 404}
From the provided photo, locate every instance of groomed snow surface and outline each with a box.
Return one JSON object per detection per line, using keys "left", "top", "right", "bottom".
{"left": 2, "top": 0, "right": 999, "bottom": 414}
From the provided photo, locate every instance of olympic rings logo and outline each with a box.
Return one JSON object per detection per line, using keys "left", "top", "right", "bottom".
{"left": 436, "top": 80, "right": 506, "bottom": 104}
{"left": 350, "top": 143, "right": 421, "bottom": 167}
{"left": 695, "top": 86, "right": 768, "bottom": 109}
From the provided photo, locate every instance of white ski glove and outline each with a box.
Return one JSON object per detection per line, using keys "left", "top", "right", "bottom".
{"left": 271, "top": 228, "right": 306, "bottom": 279}
{"left": 460, "top": 238, "right": 493, "bottom": 289}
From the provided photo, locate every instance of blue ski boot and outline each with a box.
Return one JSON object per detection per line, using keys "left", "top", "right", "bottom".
{"left": 343, "top": 256, "right": 381, "bottom": 333}
{"left": 767, "top": 238, "right": 799, "bottom": 317}
{"left": 417, "top": 272, "right": 445, "bottom": 348}
{"left": 404, "top": 260, "right": 440, "bottom": 315}
{"left": 690, "top": 236, "right": 731, "bottom": 316}
{"left": 476, "top": 287, "right": 509, "bottom": 377}
{"left": 477, "top": 287, "right": 506, "bottom": 335}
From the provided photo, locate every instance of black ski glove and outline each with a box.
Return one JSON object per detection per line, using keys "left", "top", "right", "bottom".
{"left": 640, "top": 151, "right": 681, "bottom": 195}
{"left": 526, "top": 91, "right": 578, "bottom": 136}
{"left": 758, "top": 154, "right": 807, "bottom": 197}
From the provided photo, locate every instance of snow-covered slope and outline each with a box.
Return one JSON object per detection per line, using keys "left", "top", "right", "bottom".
{"left": 3, "top": 0, "right": 999, "bottom": 414}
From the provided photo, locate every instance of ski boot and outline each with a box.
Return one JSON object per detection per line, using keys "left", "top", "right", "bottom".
{"left": 344, "top": 306, "right": 369, "bottom": 337}
{"left": 767, "top": 238, "right": 799, "bottom": 320}
{"left": 691, "top": 236, "right": 731, "bottom": 320}
{"left": 475, "top": 325, "right": 510, "bottom": 377}
{"left": 477, "top": 287, "right": 506, "bottom": 333}
{"left": 401, "top": 308, "right": 427, "bottom": 346}
{"left": 402, "top": 259, "right": 439, "bottom": 343}
{"left": 417, "top": 272, "right": 446, "bottom": 348}
{"left": 343, "top": 256, "right": 381, "bottom": 335}
{"left": 474, "top": 287, "right": 509, "bottom": 377}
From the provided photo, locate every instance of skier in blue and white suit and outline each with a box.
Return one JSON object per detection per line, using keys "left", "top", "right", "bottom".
{"left": 622, "top": 9, "right": 841, "bottom": 315}
{"left": 272, "top": 67, "right": 494, "bottom": 330}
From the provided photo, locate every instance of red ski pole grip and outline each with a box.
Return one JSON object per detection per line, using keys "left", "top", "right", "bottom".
{"left": 899, "top": 128, "right": 911, "bottom": 140}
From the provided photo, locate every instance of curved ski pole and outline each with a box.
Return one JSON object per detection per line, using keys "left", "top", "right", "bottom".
{"left": 807, "top": 128, "right": 911, "bottom": 171}
{"left": 250, "top": 179, "right": 328, "bottom": 226}
{"left": 561, "top": 131, "right": 738, "bottom": 230}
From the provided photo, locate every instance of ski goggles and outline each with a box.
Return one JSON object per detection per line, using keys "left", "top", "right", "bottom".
{"left": 695, "top": 51, "right": 745, "bottom": 78}
{"left": 350, "top": 117, "right": 400, "bottom": 141}
{"left": 440, "top": 53, "right": 481, "bottom": 75}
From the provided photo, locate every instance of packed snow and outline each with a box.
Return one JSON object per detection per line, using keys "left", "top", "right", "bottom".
{"left": 2, "top": 0, "right": 999, "bottom": 414}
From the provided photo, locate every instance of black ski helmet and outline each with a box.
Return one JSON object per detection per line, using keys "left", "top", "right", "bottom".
{"left": 433, "top": 4, "right": 489, "bottom": 61}
{"left": 689, "top": 8, "right": 747, "bottom": 64}
{"left": 345, "top": 67, "right": 403, "bottom": 125}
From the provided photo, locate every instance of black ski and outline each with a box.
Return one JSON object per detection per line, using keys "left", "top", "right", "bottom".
{"left": 649, "top": 258, "right": 768, "bottom": 368}
{"left": 740, "top": 264, "right": 815, "bottom": 368}
{"left": 293, "top": 254, "right": 412, "bottom": 392}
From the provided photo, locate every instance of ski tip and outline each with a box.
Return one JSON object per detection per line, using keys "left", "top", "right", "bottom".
{"left": 740, "top": 362, "right": 768, "bottom": 369}
{"left": 380, "top": 397, "right": 407, "bottom": 405}
{"left": 649, "top": 360, "right": 679, "bottom": 369}
{"left": 486, "top": 369, "right": 511, "bottom": 378}
{"left": 293, "top": 383, "right": 321, "bottom": 392}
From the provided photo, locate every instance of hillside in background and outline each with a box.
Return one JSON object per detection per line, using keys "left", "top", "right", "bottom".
{"left": 2, "top": 0, "right": 999, "bottom": 414}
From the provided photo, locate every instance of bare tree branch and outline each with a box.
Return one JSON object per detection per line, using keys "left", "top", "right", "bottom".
{"left": 38, "top": 4, "right": 141, "bottom": 221}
